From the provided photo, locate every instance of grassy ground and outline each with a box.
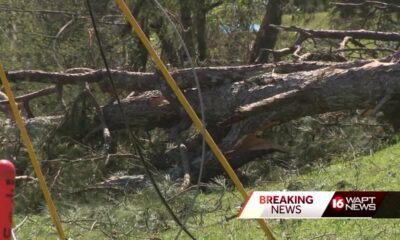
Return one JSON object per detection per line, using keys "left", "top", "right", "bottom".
{"left": 13, "top": 140, "right": 400, "bottom": 239}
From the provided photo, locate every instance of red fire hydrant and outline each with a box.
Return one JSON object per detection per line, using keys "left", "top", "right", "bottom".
{"left": 0, "top": 160, "right": 16, "bottom": 240}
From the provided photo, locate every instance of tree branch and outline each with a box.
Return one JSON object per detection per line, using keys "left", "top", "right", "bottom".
{"left": 331, "top": 1, "right": 400, "bottom": 10}
{"left": 271, "top": 24, "right": 400, "bottom": 41}
{"left": 6, "top": 61, "right": 372, "bottom": 92}
{"left": 0, "top": 86, "right": 56, "bottom": 106}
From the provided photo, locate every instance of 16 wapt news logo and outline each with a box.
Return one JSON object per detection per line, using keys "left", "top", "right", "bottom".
{"left": 323, "top": 192, "right": 387, "bottom": 218}
{"left": 330, "top": 195, "right": 376, "bottom": 211}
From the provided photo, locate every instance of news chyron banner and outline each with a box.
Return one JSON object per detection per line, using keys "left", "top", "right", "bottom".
{"left": 238, "top": 191, "right": 400, "bottom": 219}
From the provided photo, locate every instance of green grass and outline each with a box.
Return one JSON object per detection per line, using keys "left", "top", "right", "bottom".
{"left": 274, "top": 12, "right": 332, "bottom": 51}
{"left": 13, "top": 141, "right": 400, "bottom": 239}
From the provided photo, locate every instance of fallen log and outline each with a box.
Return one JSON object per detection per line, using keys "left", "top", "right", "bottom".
{"left": 6, "top": 61, "right": 370, "bottom": 93}
{"left": 4, "top": 59, "right": 400, "bottom": 181}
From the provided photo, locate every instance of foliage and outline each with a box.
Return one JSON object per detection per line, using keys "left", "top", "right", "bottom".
{"left": 13, "top": 136, "right": 400, "bottom": 239}
{"left": 1, "top": 0, "right": 400, "bottom": 239}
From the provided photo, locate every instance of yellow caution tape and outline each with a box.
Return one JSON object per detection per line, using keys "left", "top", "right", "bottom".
{"left": 0, "top": 64, "right": 66, "bottom": 240}
{"left": 114, "top": 1, "right": 275, "bottom": 239}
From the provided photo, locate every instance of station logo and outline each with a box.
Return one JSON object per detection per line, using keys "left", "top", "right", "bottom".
{"left": 330, "top": 195, "right": 376, "bottom": 212}
{"left": 322, "top": 191, "right": 385, "bottom": 218}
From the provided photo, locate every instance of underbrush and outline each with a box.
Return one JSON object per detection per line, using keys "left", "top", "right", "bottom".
{"left": 13, "top": 139, "right": 400, "bottom": 239}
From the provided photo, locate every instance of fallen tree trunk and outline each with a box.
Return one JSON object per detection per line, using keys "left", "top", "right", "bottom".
{"left": 4, "top": 59, "right": 400, "bottom": 180}
{"left": 170, "top": 61, "right": 400, "bottom": 180}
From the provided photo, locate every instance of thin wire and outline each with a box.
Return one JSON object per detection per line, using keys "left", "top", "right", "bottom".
{"left": 115, "top": 0, "right": 276, "bottom": 238}
{"left": 85, "top": 1, "right": 196, "bottom": 239}
{"left": 116, "top": 0, "right": 275, "bottom": 238}
{"left": 149, "top": 1, "right": 207, "bottom": 239}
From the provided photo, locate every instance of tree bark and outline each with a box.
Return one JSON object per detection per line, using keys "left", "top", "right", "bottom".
{"left": 6, "top": 59, "right": 400, "bottom": 180}
{"left": 249, "top": 0, "right": 284, "bottom": 63}
{"left": 179, "top": 0, "right": 195, "bottom": 59}
{"left": 6, "top": 61, "right": 370, "bottom": 92}
{"left": 194, "top": 0, "right": 207, "bottom": 61}
{"left": 120, "top": 0, "right": 149, "bottom": 71}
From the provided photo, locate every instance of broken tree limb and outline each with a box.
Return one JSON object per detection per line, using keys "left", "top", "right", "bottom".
{"left": 6, "top": 61, "right": 371, "bottom": 93}
{"left": 270, "top": 24, "right": 400, "bottom": 42}
{"left": 331, "top": 1, "right": 400, "bottom": 11}
{"left": 258, "top": 45, "right": 301, "bottom": 62}
{"left": 263, "top": 25, "right": 400, "bottom": 61}
{"left": 334, "top": 47, "right": 395, "bottom": 54}
{"left": 0, "top": 86, "right": 57, "bottom": 106}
